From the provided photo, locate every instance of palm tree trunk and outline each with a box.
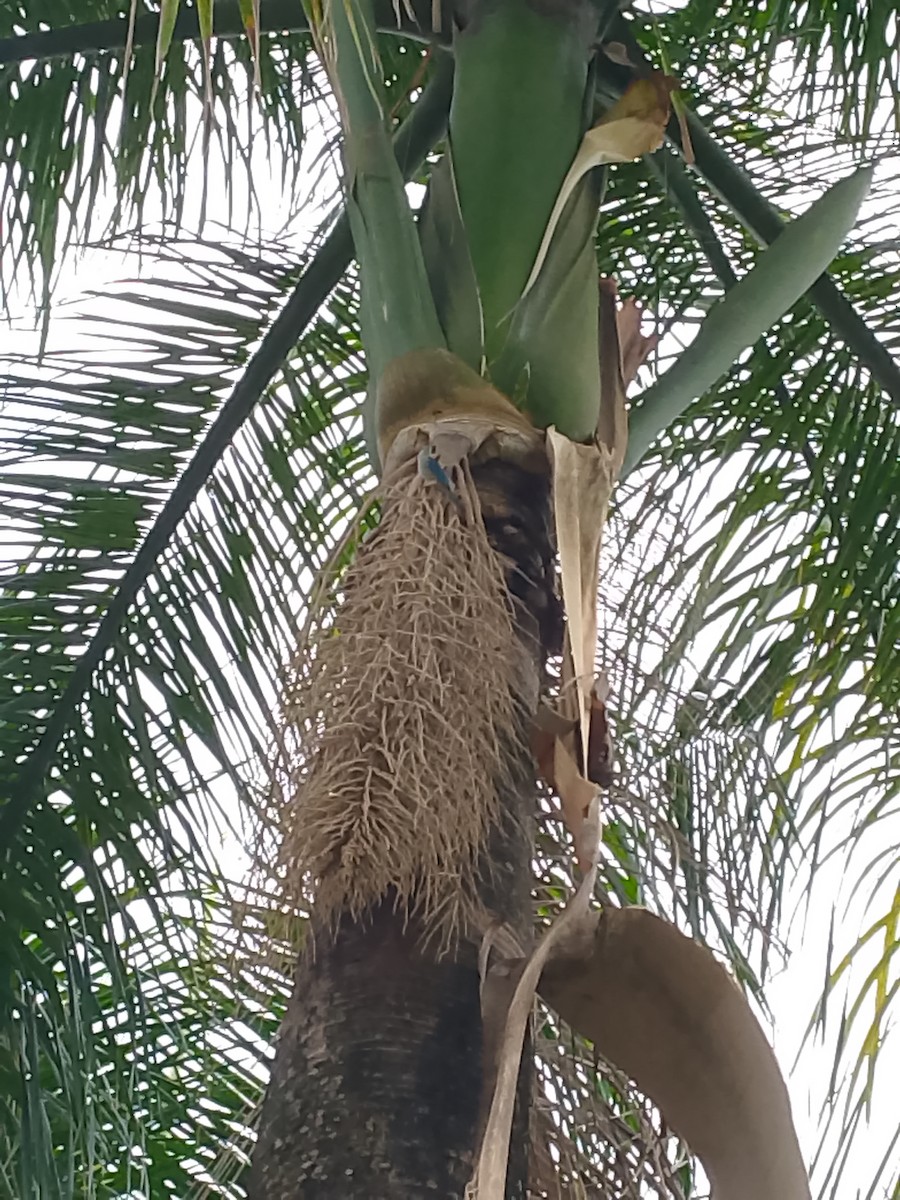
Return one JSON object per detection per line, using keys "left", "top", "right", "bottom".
{"left": 249, "top": 456, "right": 559, "bottom": 1199}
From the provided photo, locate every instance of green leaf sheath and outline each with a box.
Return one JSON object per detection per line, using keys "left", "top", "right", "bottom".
{"left": 447, "top": 0, "right": 596, "bottom": 363}
{"left": 493, "top": 169, "right": 605, "bottom": 439}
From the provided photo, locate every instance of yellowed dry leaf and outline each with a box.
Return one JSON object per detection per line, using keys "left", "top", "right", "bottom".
{"left": 597, "top": 276, "right": 628, "bottom": 475}
{"left": 616, "top": 295, "right": 659, "bottom": 387}
{"left": 553, "top": 739, "right": 600, "bottom": 873}
{"left": 539, "top": 907, "right": 812, "bottom": 1200}
{"left": 547, "top": 430, "right": 615, "bottom": 765}
{"left": 523, "top": 75, "right": 675, "bottom": 297}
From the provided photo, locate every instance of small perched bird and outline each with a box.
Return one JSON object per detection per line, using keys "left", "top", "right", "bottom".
{"left": 417, "top": 445, "right": 456, "bottom": 495}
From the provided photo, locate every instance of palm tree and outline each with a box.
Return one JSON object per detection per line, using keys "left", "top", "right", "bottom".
{"left": 1, "top": 2, "right": 898, "bottom": 1198}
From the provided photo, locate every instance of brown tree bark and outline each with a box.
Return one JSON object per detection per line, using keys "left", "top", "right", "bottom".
{"left": 249, "top": 456, "right": 558, "bottom": 1199}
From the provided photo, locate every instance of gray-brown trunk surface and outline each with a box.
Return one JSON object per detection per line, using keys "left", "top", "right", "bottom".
{"left": 249, "top": 458, "right": 558, "bottom": 1199}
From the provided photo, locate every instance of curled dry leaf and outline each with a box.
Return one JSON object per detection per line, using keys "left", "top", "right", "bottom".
{"left": 530, "top": 703, "right": 572, "bottom": 795}
{"left": 532, "top": 692, "right": 610, "bottom": 873}
{"left": 585, "top": 673, "right": 615, "bottom": 788}
{"left": 547, "top": 430, "right": 615, "bottom": 760}
{"left": 616, "top": 296, "right": 659, "bottom": 388}
{"left": 523, "top": 74, "right": 676, "bottom": 297}
{"left": 539, "top": 908, "right": 812, "bottom": 1200}
{"left": 534, "top": 683, "right": 616, "bottom": 790}
{"left": 551, "top": 739, "right": 601, "bottom": 874}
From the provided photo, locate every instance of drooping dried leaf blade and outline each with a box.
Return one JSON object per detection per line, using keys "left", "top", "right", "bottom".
{"left": 523, "top": 75, "right": 675, "bottom": 297}
{"left": 585, "top": 673, "right": 615, "bottom": 788}
{"left": 539, "top": 907, "right": 811, "bottom": 1200}
{"left": 547, "top": 429, "right": 616, "bottom": 761}
{"left": 615, "top": 296, "right": 658, "bottom": 388}
{"left": 532, "top": 694, "right": 603, "bottom": 870}
{"left": 552, "top": 738, "right": 601, "bottom": 873}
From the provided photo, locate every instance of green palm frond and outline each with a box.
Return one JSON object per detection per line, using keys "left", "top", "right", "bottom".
{"left": 0, "top": 0, "right": 435, "bottom": 316}
{"left": 0, "top": 227, "right": 371, "bottom": 1196}
{"left": 593, "top": 161, "right": 899, "bottom": 1200}
{"left": 0, "top": 16, "right": 307, "bottom": 312}
{"left": 641, "top": 0, "right": 900, "bottom": 141}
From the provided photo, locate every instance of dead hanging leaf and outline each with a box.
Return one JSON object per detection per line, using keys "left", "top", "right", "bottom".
{"left": 531, "top": 699, "right": 579, "bottom": 768}
{"left": 585, "top": 673, "right": 615, "bottom": 788}
{"left": 546, "top": 431, "right": 615, "bottom": 764}
{"left": 616, "top": 296, "right": 659, "bottom": 388}
{"left": 533, "top": 701, "right": 577, "bottom": 741}
{"left": 476, "top": 938, "right": 523, "bottom": 1156}
{"left": 552, "top": 739, "right": 600, "bottom": 874}
{"left": 531, "top": 704, "right": 591, "bottom": 863}
{"left": 468, "top": 800, "right": 602, "bottom": 1200}
{"left": 530, "top": 702, "right": 574, "bottom": 789}
{"left": 598, "top": 276, "right": 657, "bottom": 430}
{"left": 532, "top": 681, "right": 613, "bottom": 870}
{"left": 539, "top": 908, "right": 812, "bottom": 1200}
{"left": 542, "top": 431, "right": 620, "bottom": 870}
{"left": 531, "top": 733, "right": 589, "bottom": 869}
{"left": 523, "top": 74, "right": 676, "bottom": 297}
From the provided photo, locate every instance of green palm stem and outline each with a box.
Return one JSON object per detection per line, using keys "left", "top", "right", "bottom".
{"left": 313, "top": 0, "right": 446, "bottom": 390}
